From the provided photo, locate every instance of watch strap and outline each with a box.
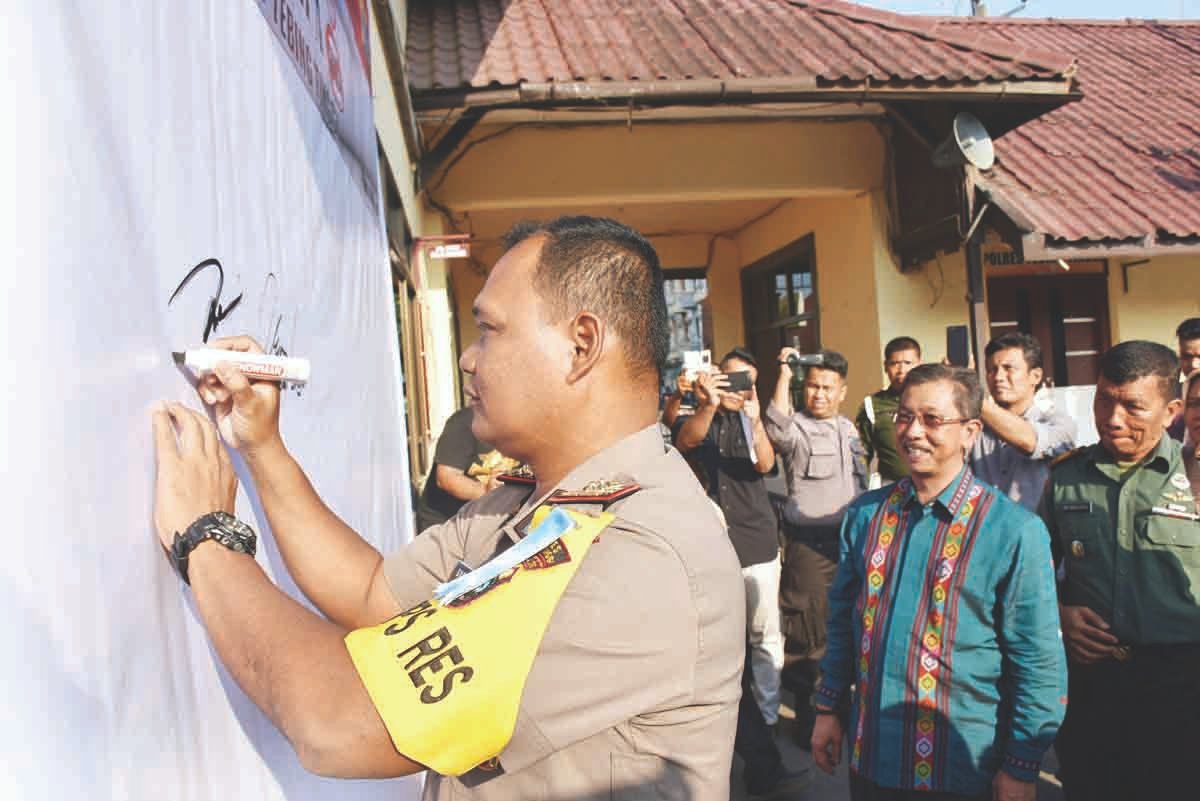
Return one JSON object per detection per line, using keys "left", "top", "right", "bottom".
{"left": 171, "top": 511, "right": 256, "bottom": 585}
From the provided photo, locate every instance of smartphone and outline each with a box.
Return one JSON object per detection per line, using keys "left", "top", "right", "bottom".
{"left": 946, "top": 325, "right": 970, "bottom": 367}
{"left": 682, "top": 349, "right": 712, "bottom": 374}
{"left": 725, "top": 371, "right": 753, "bottom": 392}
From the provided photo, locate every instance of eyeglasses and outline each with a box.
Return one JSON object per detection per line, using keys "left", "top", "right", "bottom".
{"left": 892, "top": 410, "right": 970, "bottom": 430}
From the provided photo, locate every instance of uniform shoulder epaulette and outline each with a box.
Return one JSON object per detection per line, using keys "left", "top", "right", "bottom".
{"left": 546, "top": 478, "right": 642, "bottom": 506}
{"left": 497, "top": 464, "right": 536, "bottom": 486}
{"left": 1050, "top": 447, "right": 1087, "bottom": 468}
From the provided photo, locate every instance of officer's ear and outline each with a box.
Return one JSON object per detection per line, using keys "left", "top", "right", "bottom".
{"left": 1164, "top": 395, "right": 1183, "bottom": 421}
{"left": 565, "top": 311, "right": 605, "bottom": 384}
{"left": 962, "top": 418, "right": 984, "bottom": 453}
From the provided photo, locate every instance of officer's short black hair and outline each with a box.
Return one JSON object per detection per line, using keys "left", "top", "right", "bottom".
{"left": 504, "top": 217, "right": 669, "bottom": 380}
{"left": 809, "top": 349, "right": 848, "bottom": 379}
{"left": 985, "top": 332, "right": 1044, "bottom": 372}
{"left": 902, "top": 363, "right": 984, "bottom": 420}
{"left": 1098, "top": 341, "right": 1179, "bottom": 402}
{"left": 721, "top": 347, "right": 758, "bottom": 369}
{"left": 884, "top": 336, "right": 922, "bottom": 360}
{"left": 1177, "top": 318, "right": 1200, "bottom": 343}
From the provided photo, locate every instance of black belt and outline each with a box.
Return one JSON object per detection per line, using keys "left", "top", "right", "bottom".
{"left": 1109, "top": 642, "right": 1200, "bottom": 662}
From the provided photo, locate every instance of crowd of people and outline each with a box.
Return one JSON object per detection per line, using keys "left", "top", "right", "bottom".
{"left": 152, "top": 216, "right": 1199, "bottom": 801}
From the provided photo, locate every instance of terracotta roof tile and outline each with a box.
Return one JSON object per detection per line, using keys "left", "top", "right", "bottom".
{"left": 405, "top": 3, "right": 1198, "bottom": 248}
{"left": 406, "top": 0, "right": 1073, "bottom": 89}
{"left": 934, "top": 17, "right": 1200, "bottom": 247}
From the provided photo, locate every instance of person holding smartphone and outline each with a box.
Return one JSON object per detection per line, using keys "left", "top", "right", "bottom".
{"left": 764, "top": 346, "right": 868, "bottom": 748}
{"left": 674, "top": 349, "right": 808, "bottom": 797}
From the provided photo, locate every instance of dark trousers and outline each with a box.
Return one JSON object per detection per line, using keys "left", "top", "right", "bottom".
{"left": 779, "top": 524, "right": 839, "bottom": 702}
{"left": 734, "top": 648, "right": 784, "bottom": 795}
{"left": 1057, "top": 643, "right": 1200, "bottom": 801}
{"left": 848, "top": 773, "right": 987, "bottom": 801}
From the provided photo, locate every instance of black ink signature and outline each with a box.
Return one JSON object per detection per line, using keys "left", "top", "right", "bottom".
{"left": 168, "top": 258, "right": 243, "bottom": 343}
{"left": 257, "top": 272, "right": 293, "bottom": 357}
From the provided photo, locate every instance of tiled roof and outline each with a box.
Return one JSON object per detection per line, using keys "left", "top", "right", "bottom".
{"left": 406, "top": 0, "right": 1074, "bottom": 91}
{"left": 934, "top": 17, "right": 1200, "bottom": 251}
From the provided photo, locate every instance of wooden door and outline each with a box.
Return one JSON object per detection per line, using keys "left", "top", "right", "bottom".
{"left": 986, "top": 273, "right": 1110, "bottom": 387}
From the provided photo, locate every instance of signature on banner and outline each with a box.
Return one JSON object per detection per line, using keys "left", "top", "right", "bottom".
{"left": 168, "top": 259, "right": 300, "bottom": 391}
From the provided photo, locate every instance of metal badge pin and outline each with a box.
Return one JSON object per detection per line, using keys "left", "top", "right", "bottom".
{"left": 1070, "top": 540, "right": 1086, "bottom": 558}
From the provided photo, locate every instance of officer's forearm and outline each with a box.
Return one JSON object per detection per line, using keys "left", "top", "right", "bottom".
{"left": 187, "top": 543, "right": 423, "bottom": 778}
{"left": 244, "top": 438, "right": 392, "bottom": 629}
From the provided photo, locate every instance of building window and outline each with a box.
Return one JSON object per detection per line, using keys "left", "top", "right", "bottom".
{"left": 741, "top": 236, "right": 818, "bottom": 402}
{"left": 662, "top": 269, "right": 711, "bottom": 398}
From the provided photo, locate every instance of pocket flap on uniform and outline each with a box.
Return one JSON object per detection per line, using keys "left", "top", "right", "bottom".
{"left": 1144, "top": 514, "right": 1200, "bottom": 547}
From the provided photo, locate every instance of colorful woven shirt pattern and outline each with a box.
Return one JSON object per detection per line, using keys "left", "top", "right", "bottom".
{"left": 816, "top": 468, "right": 1066, "bottom": 795}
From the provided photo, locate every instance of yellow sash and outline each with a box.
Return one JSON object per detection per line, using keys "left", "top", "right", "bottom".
{"left": 345, "top": 506, "right": 612, "bottom": 776}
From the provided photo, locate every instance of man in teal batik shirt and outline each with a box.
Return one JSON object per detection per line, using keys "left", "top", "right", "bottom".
{"left": 812, "top": 364, "right": 1065, "bottom": 801}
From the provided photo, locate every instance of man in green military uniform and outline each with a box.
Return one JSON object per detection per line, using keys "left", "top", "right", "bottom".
{"left": 1040, "top": 340, "right": 1199, "bottom": 801}
{"left": 855, "top": 336, "right": 920, "bottom": 486}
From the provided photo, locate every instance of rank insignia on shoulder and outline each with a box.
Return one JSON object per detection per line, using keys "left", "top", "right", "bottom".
{"left": 1051, "top": 447, "right": 1086, "bottom": 468}
{"left": 498, "top": 464, "right": 536, "bottom": 485}
{"left": 548, "top": 479, "right": 642, "bottom": 506}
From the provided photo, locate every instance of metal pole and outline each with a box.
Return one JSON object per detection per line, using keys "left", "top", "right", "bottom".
{"left": 965, "top": 229, "right": 990, "bottom": 378}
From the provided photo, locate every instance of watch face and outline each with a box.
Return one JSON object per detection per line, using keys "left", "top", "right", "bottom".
{"left": 173, "top": 513, "right": 257, "bottom": 584}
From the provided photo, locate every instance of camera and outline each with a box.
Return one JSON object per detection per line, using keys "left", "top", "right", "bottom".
{"left": 724, "top": 370, "right": 754, "bottom": 392}
{"left": 786, "top": 352, "right": 825, "bottom": 370}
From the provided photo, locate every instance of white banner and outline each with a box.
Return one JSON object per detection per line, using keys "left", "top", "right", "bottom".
{"left": 1, "top": 3, "right": 416, "bottom": 800}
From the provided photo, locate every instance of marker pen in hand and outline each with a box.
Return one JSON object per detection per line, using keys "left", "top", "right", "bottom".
{"left": 172, "top": 349, "right": 311, "bottom": 385}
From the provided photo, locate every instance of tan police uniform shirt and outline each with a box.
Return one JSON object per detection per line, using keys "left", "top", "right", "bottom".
{"left": 382, "top": 425, "right": 745, "bottom": 801}
{"left": 763, "top": 406, "right": 866, "bottom": 528}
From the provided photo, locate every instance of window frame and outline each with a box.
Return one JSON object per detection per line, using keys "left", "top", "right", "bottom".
{"left": 740, "top": 235, "right": 820, "bottom": 403}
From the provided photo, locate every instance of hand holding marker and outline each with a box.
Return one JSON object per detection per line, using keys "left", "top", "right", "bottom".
{"left": 173, "top": 348, "right": 311, "bottom": 386}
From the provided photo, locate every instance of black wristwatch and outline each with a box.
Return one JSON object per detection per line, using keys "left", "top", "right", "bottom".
{"left": 171, "top": 511, "right": 257, "bottom": 585}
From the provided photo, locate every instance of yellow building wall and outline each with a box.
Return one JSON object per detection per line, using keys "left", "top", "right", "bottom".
{"left": 1107, "top": 254, "right": 1200, "bottom": 346}
{"left": 876, "top": 247, "right": 971, "bottom": 374}
{"left": 438, "top": 118, "right": 894, "bottom": 414}
{"left": 428, "top": 120, "right": 885, "bottom": 210}
{"left": 443, "top": 184, "right": 979, "bottom": 418}
{"left": 446, "top": 195, "right": 935, "bottom": 412}
{"left": 727, "top": 194, "right": 877, "bottom": 407}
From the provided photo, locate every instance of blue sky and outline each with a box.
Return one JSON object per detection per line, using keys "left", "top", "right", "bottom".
{"left": 856, "top": 0, "right": 1194, "bottom": 19}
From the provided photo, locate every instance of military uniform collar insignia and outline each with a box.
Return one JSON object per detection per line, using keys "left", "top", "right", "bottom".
{"left": 497, "top": 464, "right": 536, "bottom": 486}
{"left": 547, "top": 479, "right": 642, "bottom": 506}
